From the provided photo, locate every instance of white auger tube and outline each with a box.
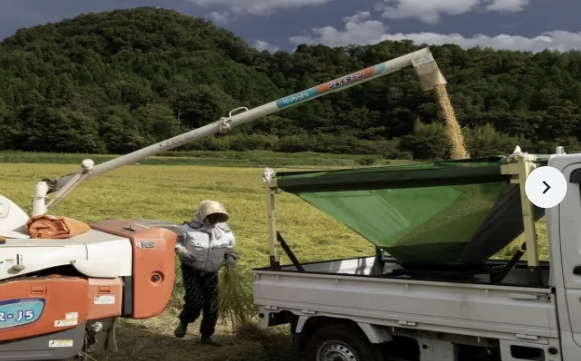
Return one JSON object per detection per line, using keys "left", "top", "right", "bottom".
{"left": 33, "top": 47, "right": 445, "bottom": 216}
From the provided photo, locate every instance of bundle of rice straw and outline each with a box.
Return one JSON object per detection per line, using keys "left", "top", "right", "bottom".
{"left": 217, "top": 257, "right": 256, "bottom": 330}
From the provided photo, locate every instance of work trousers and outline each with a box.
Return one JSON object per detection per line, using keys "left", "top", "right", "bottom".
{"left": 178, "top": 263, "right": 219, "bottom": 337}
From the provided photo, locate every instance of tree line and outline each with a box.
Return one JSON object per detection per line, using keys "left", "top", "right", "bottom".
{"left": 0, "top": 6, "right": 580, "bottom": 160}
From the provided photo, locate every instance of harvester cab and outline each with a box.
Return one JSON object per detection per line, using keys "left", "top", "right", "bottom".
{"left": 0, "top": 47, "right": 446, "bottom": 360}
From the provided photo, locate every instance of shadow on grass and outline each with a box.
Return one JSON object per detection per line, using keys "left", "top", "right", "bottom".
{"left": 83, "top": 319, "right": 300, "bottom": 361}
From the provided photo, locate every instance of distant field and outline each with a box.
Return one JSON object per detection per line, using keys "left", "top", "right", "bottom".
{"left": 0, "top": 150, "right": 409, "bottom": 168}
{"left": 0, "top": 162, "right": 547, "bottom": 361}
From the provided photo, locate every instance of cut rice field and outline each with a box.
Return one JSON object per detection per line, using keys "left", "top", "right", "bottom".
{"left": 0, "top": 162, "right": 548, "bottom": 361}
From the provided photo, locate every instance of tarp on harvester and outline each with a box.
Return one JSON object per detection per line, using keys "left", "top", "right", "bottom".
{"left": 275, "top": 156, "right": 545, "bottom": 268}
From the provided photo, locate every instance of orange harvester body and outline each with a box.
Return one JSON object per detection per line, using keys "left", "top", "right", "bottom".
{"left": 0, "top": 219, "right": 178, "bottom": 360}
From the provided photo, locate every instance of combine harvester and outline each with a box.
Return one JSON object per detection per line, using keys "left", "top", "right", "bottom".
{"left": 254, "top": 147, "right": 581, "bottom": 361}
{"left": 0, "top": 48, "right": 444, "bottom": 360}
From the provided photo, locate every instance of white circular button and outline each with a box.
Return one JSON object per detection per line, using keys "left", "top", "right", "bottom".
{"left": 524, "top": 166, "right": 567, "bottom": 209}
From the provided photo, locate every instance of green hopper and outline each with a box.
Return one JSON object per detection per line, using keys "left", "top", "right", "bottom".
{"left": 274, "top": 156, "right": 545, "bottom": 269}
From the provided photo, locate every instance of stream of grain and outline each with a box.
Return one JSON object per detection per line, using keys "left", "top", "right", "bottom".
{"left": 434, "top": 84, "right": 470, "bottom": 160}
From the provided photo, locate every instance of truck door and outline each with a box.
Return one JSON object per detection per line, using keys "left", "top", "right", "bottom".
{"left": 557, "top": 161, "right": 581, "bottom": 353}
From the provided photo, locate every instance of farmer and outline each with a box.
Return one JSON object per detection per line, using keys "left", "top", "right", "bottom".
{"left": 174, "top": 200, "right": 238, "bottom": 347}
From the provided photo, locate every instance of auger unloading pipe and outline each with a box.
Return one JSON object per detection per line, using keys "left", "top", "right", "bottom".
{"left": 36, "top": 47, "right": 444, "bottom": 215}
{"left": 90, "top": 48, "right": 435, "bottom": 174}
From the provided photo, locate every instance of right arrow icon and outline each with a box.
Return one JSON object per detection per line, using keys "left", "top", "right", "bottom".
{"left": 543, "top": 181, "right": 551, "bottom": 194}
{"left": 525, "top": 166, "right": 567, "bottom": 209}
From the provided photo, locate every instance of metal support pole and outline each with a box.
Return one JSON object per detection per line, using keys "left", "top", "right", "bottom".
{"left": 263, "top": 169, "right": 280, "bottom": 270}
{"left": 501, "top": 158, "right": 542, "bottom": 285}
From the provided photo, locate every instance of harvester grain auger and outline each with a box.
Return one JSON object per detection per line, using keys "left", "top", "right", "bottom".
{"left": 0, "top": 48, "right": 446, "bottom": 360}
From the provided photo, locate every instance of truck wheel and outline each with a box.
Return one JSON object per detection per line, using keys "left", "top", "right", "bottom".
{"left": 304, "top": 324, "right": 383, "bottom": 361}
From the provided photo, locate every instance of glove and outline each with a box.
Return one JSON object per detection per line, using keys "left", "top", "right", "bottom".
{"left": 225, "top": 255, "right": 237, "bottom": 266}
{"left": 177, "top": 248, "right": 198, "bottom": 263}
{"left": 224, "top": 248, "right": 239, "bottom": 267}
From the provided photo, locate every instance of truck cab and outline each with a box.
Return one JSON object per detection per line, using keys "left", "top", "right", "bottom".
{"left": 253, "top": 147, "right": 581, "bottom": 361}
{"left": 548, "top": 153, "right": 581, "bottom": 359}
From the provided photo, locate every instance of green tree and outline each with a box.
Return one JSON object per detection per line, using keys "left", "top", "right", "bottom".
{"left": 1, "top": 6, "right": 581, "bottom": 159}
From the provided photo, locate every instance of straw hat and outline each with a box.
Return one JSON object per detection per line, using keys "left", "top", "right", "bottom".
{"left": 197, "top": 200, "right": 229, "bottom": 223}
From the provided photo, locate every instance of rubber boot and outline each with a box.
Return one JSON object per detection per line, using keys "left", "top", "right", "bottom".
{"left": 200, "top": 335, "right": 222, "bottom": 347}
{"left": 174, "top": 321, "right": 188, "bottom": 338}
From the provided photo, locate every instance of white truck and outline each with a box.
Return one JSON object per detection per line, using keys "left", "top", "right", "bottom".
{"left": 253, "top": 148, "right": 581, "bottom": 361}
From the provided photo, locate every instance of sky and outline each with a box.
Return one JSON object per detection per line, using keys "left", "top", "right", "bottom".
{"left": 0, "top": 0, "right": 580, "bottom": 53}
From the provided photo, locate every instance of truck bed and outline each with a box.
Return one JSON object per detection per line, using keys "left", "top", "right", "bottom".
{"left": 253, "top": 256, "right": 557, "bottom": 343}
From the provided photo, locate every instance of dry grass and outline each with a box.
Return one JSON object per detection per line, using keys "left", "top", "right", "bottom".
{"left": 217, "top": 264, "right": 256, "bottom": 329}
{"left": 434, "top": 84, "right": 470, "bottom": 160}
{"left": 0, "top": 163, "right": 548, "bottom": 361}
{"left": 0, "top": 163, "right": 373, "bottom": 361}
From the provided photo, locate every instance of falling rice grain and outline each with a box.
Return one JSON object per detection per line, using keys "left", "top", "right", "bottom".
{"left": 434, "top": 84, "right": 470, "bottom": 160}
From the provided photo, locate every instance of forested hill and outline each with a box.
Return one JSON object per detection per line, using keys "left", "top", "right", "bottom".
{"left": 1, "top": 7, "right": 581, "bottom": 160}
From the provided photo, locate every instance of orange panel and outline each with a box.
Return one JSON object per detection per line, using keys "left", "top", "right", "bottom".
{"left": 86, "top": 278, "right": 123, "bottom": 320}
{"left": 0, "top": 276, "right": 89, "bottom": 341}
{"left": 91, "top": 220, "right": 177, "bottom": 319}
{"left": 130, "top": 228, "right": 177, "bottom": 318}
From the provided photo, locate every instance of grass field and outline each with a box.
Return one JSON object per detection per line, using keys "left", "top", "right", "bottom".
{"left": 0, "top": 161, "right": 548, "bottom": 361}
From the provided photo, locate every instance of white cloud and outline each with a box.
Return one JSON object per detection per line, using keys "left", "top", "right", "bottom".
{"left": 290, "top": 11, "right": 388, "bottom": 48}
{"left": 376, "top": 0, "right": 530, "bottom": 24}
{"left": 253, "top": 40, "right": 280, "bottom": 53}
{"left": 377, "top": 0, "right": 480, "bottom": 24}
{"left": 485, "top": 0, "right": 530, "bottom": 12}
{"left": 343, "top": 11, "right": 373, "bottom": 23}
{"left": 207, "top": 11, "right": 230, "bottom": 23}
{"left": 187, "top": 0, "right": 336, "bottom": 16}
{"left": 195, "top": 0, "right": 529, "bottom": 23}
{"left": 289, "top": 13, "right": 581, "bottom": 53}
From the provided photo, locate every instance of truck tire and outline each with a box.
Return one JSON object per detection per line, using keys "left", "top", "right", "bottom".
{"left": 304, "top": 324, "right": 384, "bottom": 361}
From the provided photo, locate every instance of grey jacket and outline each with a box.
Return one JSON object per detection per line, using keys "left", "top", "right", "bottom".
{"left": 176, "top": 222, "right": 235, "bottom": 273}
